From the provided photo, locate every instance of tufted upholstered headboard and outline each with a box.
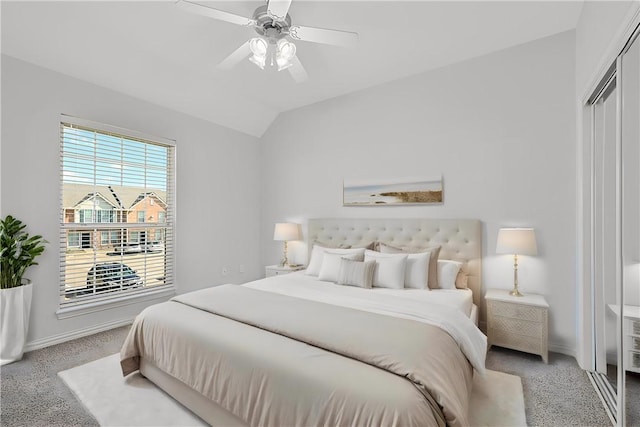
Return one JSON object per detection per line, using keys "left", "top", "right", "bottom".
{"left": 308, "top": 218, "right": 482, "bottom": 307}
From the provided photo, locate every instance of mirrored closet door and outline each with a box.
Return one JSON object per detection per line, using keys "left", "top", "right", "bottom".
{"left": 620, "top": 25, "right": 640, "bottom": 427}
{"left": 591, "top": 74, "right": 618, "bottom": 418}
{"left": 588, "top": 25, "right": 640, "bottom": 427}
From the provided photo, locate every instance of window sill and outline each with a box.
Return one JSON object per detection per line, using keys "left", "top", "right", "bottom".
{"left": 56, "top": 287, "right": 175, "bottom": 319}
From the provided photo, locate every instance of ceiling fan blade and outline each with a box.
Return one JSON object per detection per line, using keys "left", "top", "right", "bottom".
{"left": 288, "top": 25, "right": 358, "bottom": 48}
{"left": 287, "top": 56, "right": 308, "bottom": 83}
{"left": 177, "top": 0, "right": 255, "bottom": 27}
{"left": 218, "top": 41, "right": 252, "bottom": 70}
{"left": 267, "top": 0, "right": 292, "bottom": 22}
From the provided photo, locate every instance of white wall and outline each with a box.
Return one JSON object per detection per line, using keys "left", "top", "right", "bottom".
{"left": 260, "top": 31, "right": 577, "bottom": 354}
{"left": 1, "top": 55, "right": 263, "bottom": 346}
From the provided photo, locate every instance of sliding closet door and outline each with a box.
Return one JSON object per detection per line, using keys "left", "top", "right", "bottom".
{"left": 621, "top": 32, "right": 640, "bottom": 427}
{"left": 589, "top": 24, "right": 640, "bottom": 427}
{"left": 593, "top": 80, "right": 619, "bottom": 393}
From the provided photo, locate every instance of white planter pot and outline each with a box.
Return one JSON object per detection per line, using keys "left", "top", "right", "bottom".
{"left": 1, "top": 281, "right": 33, "bottom": 366}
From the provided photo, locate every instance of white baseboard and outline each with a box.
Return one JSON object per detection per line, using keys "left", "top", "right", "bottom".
{"left": 24, "top": 318, "right": 134, "bottom": 353}
{"left": 548, "top": 342, "right": 576, "bottom": 359}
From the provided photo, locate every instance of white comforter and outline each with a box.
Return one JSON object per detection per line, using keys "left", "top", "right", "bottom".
{"left": 244, "top": 272, "right": 487, "bottom": 373}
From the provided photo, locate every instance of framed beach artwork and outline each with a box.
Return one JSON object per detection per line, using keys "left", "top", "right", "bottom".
{"left": 343, "top": 176, "right": 443, "bottom": 206}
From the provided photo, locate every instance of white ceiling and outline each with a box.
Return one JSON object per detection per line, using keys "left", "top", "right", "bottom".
{"left": 1, "top": 1, "right": 583, "bottom": 137}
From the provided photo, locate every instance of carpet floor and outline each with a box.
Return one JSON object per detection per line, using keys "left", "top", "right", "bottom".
{"left": 0, "top": 325, "right": 626, "bottom": 426}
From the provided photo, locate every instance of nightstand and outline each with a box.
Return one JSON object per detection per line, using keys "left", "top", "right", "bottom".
{"left": 265, "top": 264, "right": 304, "bottom": 278}
{"left": 486, "top": 289, "right": 549, "bottom": 363}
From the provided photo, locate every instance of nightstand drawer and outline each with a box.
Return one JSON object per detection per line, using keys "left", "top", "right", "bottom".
{"left": 631, "top": 319, "right": 640, "bottom": 336}
{"left": 490, "top": 316, "right": 543, "bottom": 338}
{"left": 490, "top": 329, "right": 542, "bottom": 354}
{"left": 268, "top": 269, "right": 290, "bottom": 277}
{"left": 489, "top": 300, "right": 544, "bottom": 322}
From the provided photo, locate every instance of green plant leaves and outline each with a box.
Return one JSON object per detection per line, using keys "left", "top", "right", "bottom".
{"left": 0, "top": 215, "right": 47, "bottom": 289}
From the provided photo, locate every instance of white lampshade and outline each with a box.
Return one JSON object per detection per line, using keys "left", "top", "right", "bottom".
{"left": 273, "top": 223, "right": 301, "bottom": 241}
{"left": 496, "top": 228, "right": 538, "bottom": 255}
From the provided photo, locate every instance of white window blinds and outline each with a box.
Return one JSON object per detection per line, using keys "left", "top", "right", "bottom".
{"left": 59, "top": 116, "right": 175, "bottom": 309}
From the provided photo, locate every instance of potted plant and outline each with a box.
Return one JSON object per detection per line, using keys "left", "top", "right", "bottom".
{"left": 1, "top": 215, "right": 47, "bottom": 365}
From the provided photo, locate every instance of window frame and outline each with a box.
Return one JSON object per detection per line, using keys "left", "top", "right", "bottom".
{"left": 67, "top": 231, "right": 80, "bottom": 248}
{"left": 57, "top": 115, "right": 176, "bottom": 318}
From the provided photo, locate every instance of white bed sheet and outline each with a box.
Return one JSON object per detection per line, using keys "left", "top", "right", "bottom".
{"left": 245, "top": 272, "right": 474, "bottom": 317}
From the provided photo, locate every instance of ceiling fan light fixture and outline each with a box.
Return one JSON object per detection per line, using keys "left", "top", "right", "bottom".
{"left": 249, "top": 37, "right": 268, "bottom": 57}
{"left": 276, "top": 39, "right": 296, "bottom": 71}
{"left": 248, "top": 37, "right": 268, "bottom": 69}
{"left": 277, "top": 39, "right": 296, "bottom": 59}
{"left": 178, "top": 0, "right": 359, "bottom": 82}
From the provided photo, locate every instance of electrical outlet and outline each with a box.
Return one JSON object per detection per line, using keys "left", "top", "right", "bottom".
{"left": 222, "top": 267, "right": 228, "bottom": 276}
{"left": 239, "top": 264, "right": 245, "bottom": 273}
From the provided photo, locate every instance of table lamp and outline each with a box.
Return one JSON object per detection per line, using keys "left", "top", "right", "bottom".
{"left": 496, "top": 228, "right": 538, "bottom": 296}
{"left": 273, "top": 223, "right": 301, "bottom": 267}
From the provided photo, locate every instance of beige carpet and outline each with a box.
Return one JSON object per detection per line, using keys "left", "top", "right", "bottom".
{"left": 59, "top": 354, "right": 526, "bottom": 427}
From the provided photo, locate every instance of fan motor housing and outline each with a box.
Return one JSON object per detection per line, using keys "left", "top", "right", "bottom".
{"left": 252, "top": 5, "right": 291, "bottom": 42}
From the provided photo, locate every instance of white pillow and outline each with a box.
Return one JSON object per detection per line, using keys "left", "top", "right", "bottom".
{"left": 337, "top": 259, "right": 376, "bottom": 289}
{"left": 404, "top": 251, "right": 431, "bottom": 289}
{"left": 437, "top": 260, "right": 463, "bottom": 289}
{"left": 379, "top": 243, "right": 441, "bottom": 289}
{"left": 306, "top": 246, "right": 365, "bottom": 276}
{"left": 364, "top": 250, "right": 408, "bottom": 289}
{"left": 318, "top": 252, "right": 362, "bottom": 283}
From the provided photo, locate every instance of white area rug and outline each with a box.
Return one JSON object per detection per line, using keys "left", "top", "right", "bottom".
{"left": 59, "top": 354, "right": 526, "bottom": 426}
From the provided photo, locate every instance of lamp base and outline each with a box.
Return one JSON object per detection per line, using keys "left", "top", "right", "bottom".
{"left": 509, "top": 287, "right": 524, "bottom": 297}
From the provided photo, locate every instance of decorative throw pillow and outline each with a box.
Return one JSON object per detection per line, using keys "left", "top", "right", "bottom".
{"left": 337, "top": 259, "right": 376, "bottom": 288}
{"left": 437, "top": 260, "right": 463, "bottom": 289}
{"left": 364, "top": 250, "right": 408, "bottom": 289}
{"left": 455, "top": 267, "right": 469, "bottom": 289}
{"left": 318, "top": 252, "right": 362, "bottom": 283}
{"left": 306, "top": 246, "right": 365, "bottom": 276}
{"left": 378, "top": 242, "right": 441, "bottom": 289}
{"left": 404, "top": 251, "right": 431, "bottom": 289}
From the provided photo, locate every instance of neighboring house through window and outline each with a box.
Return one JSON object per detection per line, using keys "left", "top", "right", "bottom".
{"left": 67, "top": 232, "right": 80, "bottom": 248}
{"left": 59, "top": 115, "right": 175, "bottom": 315}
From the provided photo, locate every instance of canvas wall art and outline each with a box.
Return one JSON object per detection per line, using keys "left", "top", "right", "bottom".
{"left": 343, "top": 177, "right": 443, "bottom": 206}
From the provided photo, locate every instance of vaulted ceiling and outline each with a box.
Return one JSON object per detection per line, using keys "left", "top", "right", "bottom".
{"left": 1, "top": 1, "right": 583, "bottom": 137}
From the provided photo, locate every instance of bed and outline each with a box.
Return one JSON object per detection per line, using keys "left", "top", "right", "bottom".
{"left": 121, "top": 218, "right": 487, "bottom": 427}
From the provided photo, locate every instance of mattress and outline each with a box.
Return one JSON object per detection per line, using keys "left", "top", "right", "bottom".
{"left": 244, "top": 271, "right": 475, "bottom": 317}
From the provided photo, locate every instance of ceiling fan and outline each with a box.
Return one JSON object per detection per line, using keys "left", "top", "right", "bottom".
{"left": 177, "top": 0, "right": 359, "bottom": 83}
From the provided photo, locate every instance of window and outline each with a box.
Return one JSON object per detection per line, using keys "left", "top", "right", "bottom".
{"left": 109, "top": 230, "right": 121, "bottom": 245}
{"left": 60, "top": 116, "right": 175, "bottom": 312}
{"left": 129, "top": 231, "right": 140, "bottom": 243}
{"left": 79, "top": 209, "right": 94, "bottom": 223}
{"left": 158, "top": 211, "right": 166, "bottom": 223}
{"left": 67, "top": 232, "right": 80, "bottom": 248}
{"left": 100, "top": 230, "right": 120, "bottom": 246}
{"left": 97, "top": 210, "right": 115, "bottom": 223}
